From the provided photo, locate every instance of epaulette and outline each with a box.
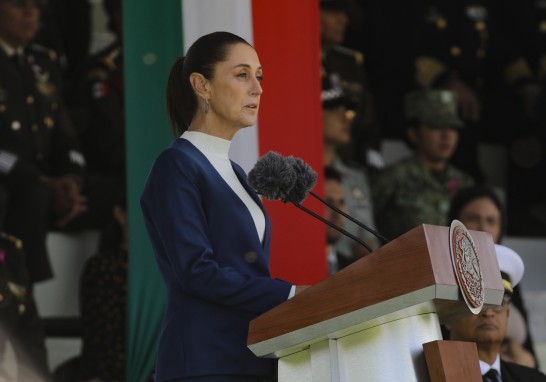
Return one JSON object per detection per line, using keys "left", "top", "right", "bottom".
{"left": 99, "top": 46, "right": 123, "bottom": 72}
{"left": 0, "top": 232, "right": 23, "bottom": 249}
{"left": 29, "top": 44, "right": 58, "bottom": 62}
{"left": 333, "top": 45, "right": 364, "bottom": 65}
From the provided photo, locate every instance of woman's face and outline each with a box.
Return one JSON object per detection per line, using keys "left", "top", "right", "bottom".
{"left": 459, "top": 197, "right": 502, "bottom": 243}
{"left": 209, "top": 43, "right": 263, "bottom": 129}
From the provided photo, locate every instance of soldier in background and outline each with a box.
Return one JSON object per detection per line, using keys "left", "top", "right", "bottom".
{"left": 0, "top": 0, "right": 121, "bottom": 284}
{"left": 373, "top": 89, "right": 474, "bottom": 240}
{"left": 322, "top": 74, "right": 379, "bottom": 261}
{"left": 0, "top": 0, "right": 87, "bottom": 283}
{"left": 320, "top": 0, "right": 383, "bottom": 171}
{"left": 410, "top": 0, "right": 539, "bottom": 183}
{"left": 496, "top": 0, "right": 546, "bottom": 236}
{"left": 70, "top": 0, "right": 125, "bottom": 178}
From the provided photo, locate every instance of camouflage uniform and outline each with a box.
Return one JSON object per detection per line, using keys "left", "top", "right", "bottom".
{"left": 333, "top": 157, "right": 379, "bottom": 257}
{"left": 373, "top": 156, "right": 474, "bottom": 239}
{"left": 373, "top": 89, "right": 473, "bottom": 239}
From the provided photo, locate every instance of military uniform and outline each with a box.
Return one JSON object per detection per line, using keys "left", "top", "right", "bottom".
{"left": 0, "top": 40, "right": 86, "bottom": 282}
{"left": 323, "top": 46, "right": 382, "bottom": 169}
{"left": 333, "top": 157, "right": 379, "bottom": 257}
{"left": 373, "top": 155, "right": 474, "bottom": 239}
{"left": 412, "top": 0, "right": 536, "bottom": 182}
{"left": 0, "top": 233, "right": 51, "bottom": 381}
{"left": 70, "top": 41, "right": 125, "bottom": 176}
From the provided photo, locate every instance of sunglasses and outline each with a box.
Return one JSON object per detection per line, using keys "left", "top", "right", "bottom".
{"left": 5, "top": 0, "right": 45, "bottom": 7}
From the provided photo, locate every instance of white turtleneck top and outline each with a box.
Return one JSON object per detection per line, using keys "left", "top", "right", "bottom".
{"left": 181, "top": 131, "right": 295, "bottom": 299}
{"left": 181, "top": 131, "right": 266, "bottom": 243}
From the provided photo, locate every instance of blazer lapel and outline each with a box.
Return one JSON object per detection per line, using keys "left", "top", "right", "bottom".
{"left": 500, "top": 360, "right": 519, "bottom": 382}
{"left": 231, "top": 162, "right": 271, "bottom": 250}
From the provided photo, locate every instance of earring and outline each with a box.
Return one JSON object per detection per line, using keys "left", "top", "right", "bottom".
{"left": 204, "top": 99, "right": 210, "bottom": 114}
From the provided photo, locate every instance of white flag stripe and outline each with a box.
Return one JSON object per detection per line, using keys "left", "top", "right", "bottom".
{"left": 181, "top": 0, "right": 259, "bottom": 174}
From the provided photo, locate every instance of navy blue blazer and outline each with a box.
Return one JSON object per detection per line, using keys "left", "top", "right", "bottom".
{"left": 140, "top": 138, "right": 293, "bottom": 381}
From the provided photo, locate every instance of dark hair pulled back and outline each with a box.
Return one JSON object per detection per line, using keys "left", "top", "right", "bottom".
{"left": 166, "top": 31, "right": 252, "bottom": 137}
{"left": 447, "top": 185, "right": 505, "bottom": 242}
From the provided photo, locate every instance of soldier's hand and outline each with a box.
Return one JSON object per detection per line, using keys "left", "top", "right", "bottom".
{"left": 446, "top": 78, "right": 482, "bottom": 122}
{"left": 41, "top": 176, "right": 88, "bottom": 225}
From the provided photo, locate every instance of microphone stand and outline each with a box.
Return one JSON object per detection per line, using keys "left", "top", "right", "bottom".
{"left": 309, "top": 191, "right": 391, "bottom": 244}
{"left": 278, "top": 190, "right": 374, "bottom": 253}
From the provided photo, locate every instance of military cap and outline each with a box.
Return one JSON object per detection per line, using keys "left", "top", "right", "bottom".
{"left": 322, "top": 72, "right": 356, "bottom": 110}
{"left": 320, "top": 0, "right": 354, "bottom": 11}
{"left": 404, "top": 89, "right": 465, "bottom": 128}
{"left": 494, "top": 244, "right": 524, "bottom": 295}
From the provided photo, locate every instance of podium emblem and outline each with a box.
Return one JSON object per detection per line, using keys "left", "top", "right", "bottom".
{"left": 449, "top": 220, "right": 484, "bottom": 314}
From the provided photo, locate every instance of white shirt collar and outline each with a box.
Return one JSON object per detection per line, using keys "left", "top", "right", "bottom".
{"left": 181, "top": 131, "right": 231, "bottom": 160}
{"left": 0, "top": 37, "right": 24, "bottom": 57}
{"left": 479, "top": 354, "right": 501, "bottom": 377}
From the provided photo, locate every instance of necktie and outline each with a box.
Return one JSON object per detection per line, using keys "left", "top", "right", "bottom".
{"left": 10, "top": 54, "right": 21, "bottom": 67}
{"left": 483, "top": 368, "right": 500, "bottom": 382}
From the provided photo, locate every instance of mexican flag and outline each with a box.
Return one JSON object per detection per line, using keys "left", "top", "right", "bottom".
{"left": 125, "top": 1, "right": 325, "bottom": 381}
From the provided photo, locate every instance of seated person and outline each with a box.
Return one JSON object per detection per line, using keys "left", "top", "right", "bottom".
{"left": 0, "top": 187, "right": 51, "bottom": 382}
{"left": 448, "top": 186, "right": 537, "bottom": 368}
{"left": 324, "top": 166, "right": 355, "bottom": 275}
{"left": 0, "top": 0, "right": 121, "bottom": 284}
{"left": 445, "top": 245, "right": 546, "bottom": 382}
{"left": 373, "top": 89, "right": 474, "bottom": 240}
{"left": 322, "top": 74, "right": 379, "bottom": 260}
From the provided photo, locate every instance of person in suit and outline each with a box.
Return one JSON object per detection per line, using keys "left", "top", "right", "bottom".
{"left": 445, "top": 245, "right": 546, "bottom": 382}
{"left": 448, "top": 186, "right": 538, "bottom": 368}
{"left": 140, "top": 32, "right": 307, "bottom": 382}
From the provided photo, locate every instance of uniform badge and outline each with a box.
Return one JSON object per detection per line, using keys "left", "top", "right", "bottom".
{"left": 92, "top": 82, "right": 110, "bottom": 99}
{"left": 449, "top": 220, "right": 484, "bottom": 314}
{"left": 351, "top": 187, "right": 367, "bottom": 202}
{"left": 466, "top": 5, "right": 488, "bottom": 21}
{"left": 31, "top": 66, "right": 57, "bottom": 96}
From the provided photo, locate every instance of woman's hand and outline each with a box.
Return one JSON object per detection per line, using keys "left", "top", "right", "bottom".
{"left": 295, "top": 285, "right": 311, "bottom": 295}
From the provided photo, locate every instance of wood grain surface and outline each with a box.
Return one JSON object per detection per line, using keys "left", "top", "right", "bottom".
{"left": 248, "top": 224, "right": 502, "bottom": 346}
{"left": 423, "top": 340, "right": 482, "bottom": 382}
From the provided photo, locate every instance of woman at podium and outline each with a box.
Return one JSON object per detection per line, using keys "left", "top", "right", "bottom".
{"left": 140, "top": 32, "right": 295, "bottom": 382}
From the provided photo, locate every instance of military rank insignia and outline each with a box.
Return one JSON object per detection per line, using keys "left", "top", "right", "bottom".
{"left": 92, "top": 82, "right": 110, "bottom": 99}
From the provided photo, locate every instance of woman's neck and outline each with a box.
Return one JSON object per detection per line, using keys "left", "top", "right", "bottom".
{"left": 188, "top": 111, "right": 241, "bottom": 141}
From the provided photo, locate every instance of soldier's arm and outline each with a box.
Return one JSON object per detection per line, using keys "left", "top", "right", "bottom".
{"left": 0, "top": 150, "right": 43, "bottom": 188}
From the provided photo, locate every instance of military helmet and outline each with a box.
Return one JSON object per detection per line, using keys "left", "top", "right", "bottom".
{"left": 404, "top": 89, "right": 465, "bottom": 128}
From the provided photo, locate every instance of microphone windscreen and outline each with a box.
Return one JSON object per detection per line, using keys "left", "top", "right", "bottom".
{"left": 248, "top": 151, "right": 297, "bottom": 201}
{"left": 284, "top": 156, "right": 318, "bottom": 204}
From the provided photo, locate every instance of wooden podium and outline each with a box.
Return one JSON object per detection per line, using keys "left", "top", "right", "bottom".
{"left": 247, "top": 224, "right": 504, "bottom": 382}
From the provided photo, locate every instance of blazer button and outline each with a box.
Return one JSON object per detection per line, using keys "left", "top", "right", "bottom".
{"left": 244, "top": 251, "right": 258, "bottom": 263}
{"left": 0, "top": 105, "right": 6, "bottom": 112}
{"left": 27, "top": 95, "right": 34, "bottom": 104}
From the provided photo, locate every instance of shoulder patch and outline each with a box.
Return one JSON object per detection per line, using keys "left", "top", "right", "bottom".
{"left": 29, "top": 44, "right": 57, "bottom": 62}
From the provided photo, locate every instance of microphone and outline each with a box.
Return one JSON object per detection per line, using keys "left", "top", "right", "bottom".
{"left": 248, "top": 152, "right": 373, "bottom": 253}
{"left": 285, "top": 156, "right": 390, "bottom": 244}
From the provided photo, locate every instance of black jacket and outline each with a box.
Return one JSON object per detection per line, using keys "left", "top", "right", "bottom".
{"left": 501, "top": 360, "right": 546, "bottom": 382}
{"left": 0, "top": 44, "right": 85, "bottom": 187}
